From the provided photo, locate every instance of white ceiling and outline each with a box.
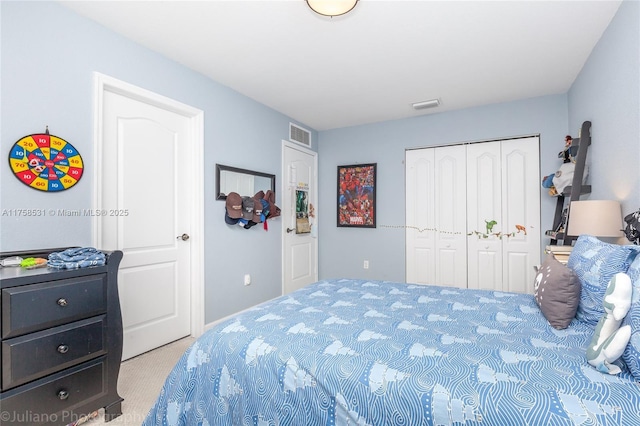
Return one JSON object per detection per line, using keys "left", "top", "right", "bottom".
{"left": 59, "top": 0, "right": 621, "bottom": 131}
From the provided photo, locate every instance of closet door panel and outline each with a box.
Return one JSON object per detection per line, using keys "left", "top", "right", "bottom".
{"left": 405, "top": 149, "right": 436, "bottom": 284}
{"left": 413, "top": 248, "right": 434, "bottom": 284}
{"left": 434, "top": 146, "right": 467, "bottom": 288}
{"left": 466, "top": 142, "right": 502, "bottom": 290}
{"left": 474, "top": 250, "right": 501, "bottom": 290}
{"left": 505, "top": 252, "right": 530, "bottom": 293}
{"left": 501, "top": 137, "right": 540, "bottom": 293}
{"left": 437, "top": 248, "right": 459, "bottom": 286}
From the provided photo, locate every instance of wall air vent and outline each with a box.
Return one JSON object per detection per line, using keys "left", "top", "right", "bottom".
{"left": 289, "top": 123, "right": 311, "bottom": 148}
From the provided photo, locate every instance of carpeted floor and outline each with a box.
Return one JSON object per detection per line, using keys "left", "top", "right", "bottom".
{"left": 86, "top": 336, "right": 196, "bottom": 426}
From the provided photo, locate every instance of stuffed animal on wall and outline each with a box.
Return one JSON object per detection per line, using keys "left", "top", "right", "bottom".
{"left": 586, "top": 273, "right": 632, "bottom": 374}
{"left": 542, "top": 135, "right": 581, "bottom": 196}
{"left": 558, "top": 135, "right": 575, "bottom": 163}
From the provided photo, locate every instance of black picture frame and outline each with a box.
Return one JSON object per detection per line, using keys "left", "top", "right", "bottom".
{"left": 337, "top": 163, "right": 376, "bottom": 228}
{"left": 215, "top": 164, "right": 275, "bottom": 200}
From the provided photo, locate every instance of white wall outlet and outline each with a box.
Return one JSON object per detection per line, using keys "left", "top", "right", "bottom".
{"left": 363, "top": 260, "right": 369, "bottom": 269}
{"left": 244, "top": 274, "right": 251, "bottom": 286}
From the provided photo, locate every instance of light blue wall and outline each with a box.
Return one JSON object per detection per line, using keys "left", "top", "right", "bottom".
{"left": 568, "top": 0, "right": 640, "bottom": 213}
{"left": 317, "top": 0, "right": 639, "bottom": 281}
{"left": 317, "top": 96, "right": 568, "bottom": 281}
{"left": 0, "top": 1, "right": 317, "bottom": 323}
{"left": 2, "top": 0, "right": 637, "bottom": 320}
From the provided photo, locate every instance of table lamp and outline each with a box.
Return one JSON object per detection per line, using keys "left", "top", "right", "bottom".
{"left": 566, "top": 200, "right": 623, "bottom": 237}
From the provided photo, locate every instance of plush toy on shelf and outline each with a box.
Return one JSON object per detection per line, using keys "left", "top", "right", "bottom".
{"left": 558, "top": 135, "right": 575, "bottom": 162}
{"left": 541, "top": 135, "right": 584, "bottom": 196}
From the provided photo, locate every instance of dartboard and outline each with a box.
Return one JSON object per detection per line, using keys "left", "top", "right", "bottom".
{"left": 8, "top": 131, "right": 83, "bottom": 192}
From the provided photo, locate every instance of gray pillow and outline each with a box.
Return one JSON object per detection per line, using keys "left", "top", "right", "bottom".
{"left": 534, "top": 253, "right": 581, "bottom": 329}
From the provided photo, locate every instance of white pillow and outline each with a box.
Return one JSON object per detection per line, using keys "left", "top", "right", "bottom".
{"left": 586, "top": 273, "right": 632, "bottom": 375}
{"left": 621, "top": 255, "right": 640, "bottom": 380}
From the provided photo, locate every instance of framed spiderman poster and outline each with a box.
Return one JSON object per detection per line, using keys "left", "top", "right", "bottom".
{"left": 337, "top": 163, "right": 376, "bottom": 228}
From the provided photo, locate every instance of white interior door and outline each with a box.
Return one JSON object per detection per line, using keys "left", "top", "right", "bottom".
{"left": 406, "top": 149, "right": 436, "bottom": 284}
{"left": 406, "top": 147, "right": 466, "bottom": 287}
{"left": 282, "top": 142, "right": 318, "bottom": 294}
{"left": 96, "top": 79, "right": 201, "bottom": 360}
{"left": 467, "top": 138, "right": 540, "bottom": 292}
{"left": 434, "top": 146, "right": 467, "bottom": 287}
{"left": 501, "top": 137, "right": 540, "bottom": 293}
{"left": 406, "top": 137, "right": 540, "bottom": 293}
{"left": 466, "top": 141, "right": 503, "bottom": 290}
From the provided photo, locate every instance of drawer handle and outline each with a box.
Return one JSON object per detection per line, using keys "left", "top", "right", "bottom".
{"left": 57, "top": 390, "right": 69, "bottom": 400}
{"left": 57, "top": 298, "right": 68, "bottom": 307}
{"left": 57, "top": 344, "right": 69, "bottom": 354}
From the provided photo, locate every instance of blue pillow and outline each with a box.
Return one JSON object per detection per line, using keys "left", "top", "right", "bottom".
{"left": 567, "top": 235, "right": 640, "bottom": 326}
{"left": 621, "top": 256, "right": 640, "bottom": 380}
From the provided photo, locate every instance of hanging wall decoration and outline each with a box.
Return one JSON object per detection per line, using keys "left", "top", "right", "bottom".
{"left": 337, "top": 163, "right": 376, "bottom": 228}
{"left": 8, "top": 126, "right": 83, "bottom": 192}
{"left": 296, "top": 182, "right": 311, "bottom": 234}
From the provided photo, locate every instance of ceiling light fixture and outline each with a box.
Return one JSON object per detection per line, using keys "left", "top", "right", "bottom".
{"left": 306, "top": 0, "right": 359, "bottom": 17}
{"left": 412, "top": 99, "right": 441, "bottom": 110}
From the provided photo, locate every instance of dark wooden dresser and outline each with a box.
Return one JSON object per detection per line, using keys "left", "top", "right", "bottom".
{"left": 0, "top": 249, "right": 123, "bottom": 425}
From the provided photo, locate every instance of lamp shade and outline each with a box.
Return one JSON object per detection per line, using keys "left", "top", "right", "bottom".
{"left": 306, "top": 0, "right": 358, "bottom": 17}
{"left": 566, "top": 200, "right": 622, "bottom": 237}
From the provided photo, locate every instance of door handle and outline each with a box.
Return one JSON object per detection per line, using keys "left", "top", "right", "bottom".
{"left": 177, "top": 233, "right": 190, "bottom": 241}
{"left": 286, "top": 228, "right": 295, "bottom": 233}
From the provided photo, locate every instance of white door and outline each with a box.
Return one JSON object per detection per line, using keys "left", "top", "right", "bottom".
{"left": 282, "top": 142, "right": 318, "bottom": 294}
{"left": 406, "top": 146, "right": 466, "bottom": 287}
{"left": 501, "top": 137, "right": 540, "bottom": 294}
{"left": 466, "top": 138, "right": 540, "bottom": 292}
{"left": 434, "top": 146, "right": 468, "bottom": 287}
{"left": 466, "top": 141, "right": 503, "bottom": 290}
{"left": 406, "top": 149, "right": 436, "bottom": 284}
{"left": 406, "top": 137, "right": 540, "bottom": 293}
{"left": 96, "top": 79, "right": 202, "bottom": 360}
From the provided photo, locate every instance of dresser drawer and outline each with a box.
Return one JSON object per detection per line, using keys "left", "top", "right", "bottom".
{"left": 2, "top": 316, "right": 106, "bottom": 391}
{"left": 1, "top": 275, "right": 107, "bottom": 339}
{"left": 0, "top": 357, "right": 106, "bottom": 426}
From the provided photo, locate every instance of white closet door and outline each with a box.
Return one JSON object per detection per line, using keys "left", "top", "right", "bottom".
{"left": 406, "top": 138, "right": 540, "bottom": 292}
{"left": 466, "top": 141, "right": 503, "bottom": 290}
{"left": 466, "top": 138, "right": 540, "bottom": 293}
{"left": 406, "top": 149, "right": 436, "bottom": 284}
{"left": 501, "top": 137, "right": 540, "bottom": 293}
{"left": 434, "top": 145, "right": 467, "bottom": 287}
{"left": 406, "top": 146, "right": 466, "bottom": 287}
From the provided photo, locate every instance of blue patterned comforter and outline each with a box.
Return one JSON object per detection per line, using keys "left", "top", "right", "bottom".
{"left": 143, "top": 279, "right": 640, "bottom": 426}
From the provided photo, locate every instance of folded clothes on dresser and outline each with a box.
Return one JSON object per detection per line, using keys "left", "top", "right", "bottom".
{"left": 48, "top": 247, "right": 106, "bottom": 269}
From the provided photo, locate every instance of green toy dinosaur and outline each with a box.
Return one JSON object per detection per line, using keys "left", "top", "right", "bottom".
{"left": 485, "top": 219, "right": 497, "bottom": 235}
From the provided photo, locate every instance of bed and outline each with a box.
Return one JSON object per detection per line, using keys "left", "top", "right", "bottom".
{"left": 143, "top": 238, "right": 640, "bottom": 426}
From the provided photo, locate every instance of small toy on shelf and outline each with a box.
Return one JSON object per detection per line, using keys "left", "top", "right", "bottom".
{"left": 20, "top": 257, "right": 47, "bottom": 269}
{"left": 559, "top": 135, "right": 575, "bottom": 163}
{"left": 542, "top": 135, "right": 583, "bottom": 196}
